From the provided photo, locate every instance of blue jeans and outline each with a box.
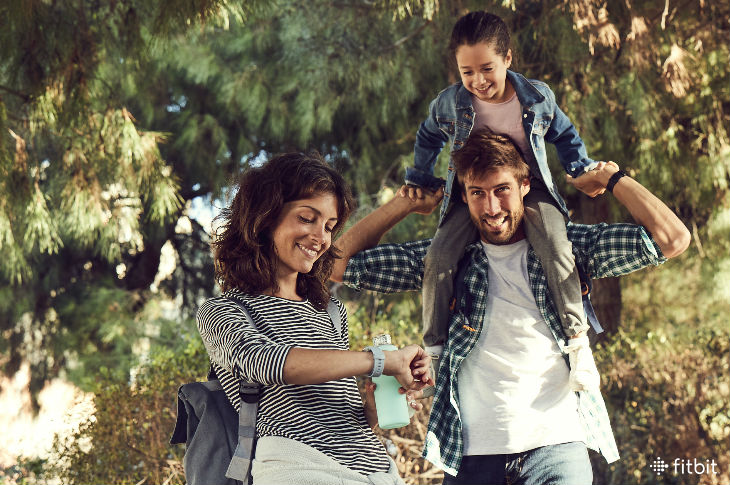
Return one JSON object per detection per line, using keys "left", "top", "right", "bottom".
{"left": 442, "top": 442, "right": 593, "bottom": 485}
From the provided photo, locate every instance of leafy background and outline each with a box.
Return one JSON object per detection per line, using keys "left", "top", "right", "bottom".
{"left": 0, "top": 0, "right": 728, "bottom": 484}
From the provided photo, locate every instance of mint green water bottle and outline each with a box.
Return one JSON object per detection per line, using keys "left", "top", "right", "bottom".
{"left": 372, "top": 334, "right": 411, "bottom": 429}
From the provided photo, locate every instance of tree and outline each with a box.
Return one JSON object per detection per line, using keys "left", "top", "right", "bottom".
{"left": 0, "top": 0, "right": 270, "bottom": 402}
{"left": 1, "top": 0, "right": 727, "bottom": 429}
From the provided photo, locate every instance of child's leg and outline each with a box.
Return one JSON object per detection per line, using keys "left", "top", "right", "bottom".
{"left": 422, "top": 200, "right": 477, "bottom": 351}
{"left": 523, "top": 185, "right": 599, "bottom": 391}
{"left": 522, "top": 187, "right": 589, "bottom": 338}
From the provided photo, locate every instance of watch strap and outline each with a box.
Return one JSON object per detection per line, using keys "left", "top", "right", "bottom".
{"left": 606, "top": 169, "right": 627, "bottom": 193}
{"left": 363, "top": 346, "right": 385, "bottom": 378}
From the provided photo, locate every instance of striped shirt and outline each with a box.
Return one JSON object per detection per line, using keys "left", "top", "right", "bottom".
{"left": 196, "top": 291, "right": 391, "bottom": 475}
{"left": 344, "top": 222, "right": 667, "bottom": 476}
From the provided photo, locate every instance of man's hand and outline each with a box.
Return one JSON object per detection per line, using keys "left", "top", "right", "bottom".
{"left": 330, "top": 185, "right": 443, "bottom": 283}
{"left": 362, "top": 381, "right": 378, "bottom": 429}
{"left": 397, "top": 185, "right": 444, "bottom": 215}
{"left": 566, "top": 161, "right": 620, "bottom": 198}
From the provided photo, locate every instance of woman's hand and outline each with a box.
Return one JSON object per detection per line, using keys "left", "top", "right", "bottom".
{"left": 362, "top": 381, "right": 378, "bottom": 429}
{"left": 383, "top": 344, "right": 434, "bottom": 391}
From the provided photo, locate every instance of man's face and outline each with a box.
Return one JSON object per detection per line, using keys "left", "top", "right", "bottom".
{"left": 461, "top": 167, "right": 530, "bottom": 245}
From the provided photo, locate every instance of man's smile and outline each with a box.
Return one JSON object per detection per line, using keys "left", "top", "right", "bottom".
{"left": 483, "top": 215, "right": 508, "bottom": 229}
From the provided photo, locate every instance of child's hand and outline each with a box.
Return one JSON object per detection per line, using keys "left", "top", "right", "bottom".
{"left": 397, "top": 185, "right": 444, "bottom": 215}
{"left": 566, "top": 161, "right": 620, "bottom": 198}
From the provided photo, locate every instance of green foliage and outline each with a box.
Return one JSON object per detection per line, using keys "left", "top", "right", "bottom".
{"left": 586, "top": 216, "right": 730, "bottom": 484}
{"left": 593, "top": 327, "right": 729, "bottom": 485}
{"left": 1, "top": 0, "right": 729, "bottom": 483}
{"left": 0, "top": 456, "right": 48, "bottom": 485}
{"left": 50, "top": 324, "right": 207, "bottom": 485}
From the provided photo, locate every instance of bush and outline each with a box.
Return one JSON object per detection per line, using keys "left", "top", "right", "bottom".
{"left": 51, "top": 329, "right": 208, "bottom": 485}
{"left": 591, "top": 326, "right": 729, "bottom": 485}
{"left": 590, "top": 251, "right": 730, "bottom": 485}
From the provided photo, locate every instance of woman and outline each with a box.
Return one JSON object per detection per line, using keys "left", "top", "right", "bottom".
{"left": 197, "top": 152, "right": 432, "bottom": 485}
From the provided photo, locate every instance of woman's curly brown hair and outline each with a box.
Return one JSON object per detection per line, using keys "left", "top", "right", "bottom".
{"left": 212, "top": 152, "right": 355, "bottom": 310}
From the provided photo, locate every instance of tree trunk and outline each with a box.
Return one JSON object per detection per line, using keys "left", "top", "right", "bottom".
{"left": 575, "top": 194, "right": 621, "bottom": 343}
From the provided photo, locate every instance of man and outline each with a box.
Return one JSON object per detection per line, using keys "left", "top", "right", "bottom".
{"left": 331, "top": 129, "right": 690, "bottom": 485}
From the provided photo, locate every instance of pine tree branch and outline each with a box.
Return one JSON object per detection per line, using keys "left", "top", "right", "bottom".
{"left": 6, "top": 112, "right": 29, "bottom": 123}
{"left": 0, "top": 85, "right": 30, "bottom": 101}
{"left": 381, "top": 19, "right": 432, "bottom": 52}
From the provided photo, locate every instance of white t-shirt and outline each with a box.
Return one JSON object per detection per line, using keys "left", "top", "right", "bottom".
{"left": 457, "top": 239, "right": 585, "bottom": 455}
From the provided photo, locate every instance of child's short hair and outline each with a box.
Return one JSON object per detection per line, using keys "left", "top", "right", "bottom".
{"left": 449, "top": 11, "right": 511, "bottom": 58}
{"left": 452, "top": 129, "right": 530, "bottom": 187}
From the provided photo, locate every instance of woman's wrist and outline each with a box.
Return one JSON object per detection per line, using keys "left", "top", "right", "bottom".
{"left": 363, "top": 346, "right": 385, "bottom": 377}
{"left": 380, "top": 349, "right": 401, "bottom": 377}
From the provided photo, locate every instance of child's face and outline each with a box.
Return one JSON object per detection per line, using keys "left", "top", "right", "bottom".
{"left": 455, "top": 42, "right": 512, "bottom": 103}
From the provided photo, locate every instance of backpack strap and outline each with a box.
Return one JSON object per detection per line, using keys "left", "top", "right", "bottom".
{"left": 224, "top": 295, "right": 260, "bottom": 484}
{"left": 326, "top": 300, "right": 342, "bottom": 336}
{"left": 222, "top": 294, "right": 343, "bottom": 483}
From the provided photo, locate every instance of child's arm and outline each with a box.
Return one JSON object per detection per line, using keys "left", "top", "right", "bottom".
{"left": 405, "top": 97, "right": 450, "bottom": 191}
{"left": 541, "top": 86, "right": 596, "bottom": 178}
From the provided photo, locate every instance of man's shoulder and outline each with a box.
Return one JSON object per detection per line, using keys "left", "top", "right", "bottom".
{"left": 566, "top": 221, "right": 618, "bottom": 246}
{"left": 566, "top": 221, "right": 641, "bottom": 238}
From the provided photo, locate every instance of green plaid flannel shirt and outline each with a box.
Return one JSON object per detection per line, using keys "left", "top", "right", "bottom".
{"left": 344, "top": 222, "right": 666, "bottom": 476}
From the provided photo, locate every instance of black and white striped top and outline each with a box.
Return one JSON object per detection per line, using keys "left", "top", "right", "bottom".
{"left": 196, "top": 290, "right": 391, "bottom": 475}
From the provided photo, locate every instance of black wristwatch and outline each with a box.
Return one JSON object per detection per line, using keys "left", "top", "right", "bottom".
{"left": 606, "top": 170, "right": 627, "bottom": 193}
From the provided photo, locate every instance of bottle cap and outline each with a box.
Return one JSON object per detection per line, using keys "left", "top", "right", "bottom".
{"left": 373, "top": 334, "right": 392, "bottom": 346}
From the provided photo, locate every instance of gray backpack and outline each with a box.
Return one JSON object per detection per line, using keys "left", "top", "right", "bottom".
{"left": 170, "top": 296, "right": 342, "bottom": 485}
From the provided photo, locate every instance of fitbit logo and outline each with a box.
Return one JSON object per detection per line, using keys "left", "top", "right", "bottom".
{"left": 649, "top": 457, "right": 670, "bottom": 475}
{"left": 649, "top": 456, "right": 720, "bottom": 477}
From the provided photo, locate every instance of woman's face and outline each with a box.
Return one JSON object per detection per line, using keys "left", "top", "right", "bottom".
{"left": 271, "top": 192, "right": 339, "bottom": 279}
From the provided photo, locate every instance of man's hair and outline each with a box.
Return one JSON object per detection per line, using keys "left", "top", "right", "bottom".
{"left": 449, "top": 11, "right": 511, "bottom": 58}
{"left": 212, "top": 152, "right": 354, "bottom": 310}
{"left": 452, "top": 129, "right": 530, "bottom": 188}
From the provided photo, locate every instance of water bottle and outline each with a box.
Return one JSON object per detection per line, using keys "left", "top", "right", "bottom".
{"left": 371, "top": 334, "right": 411, "bottom": 429}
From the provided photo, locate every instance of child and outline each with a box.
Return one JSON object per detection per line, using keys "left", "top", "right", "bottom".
{"left": 405, "top": 11, "right": 600, "bottom": 390}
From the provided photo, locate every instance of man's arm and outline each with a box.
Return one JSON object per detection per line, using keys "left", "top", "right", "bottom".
{"left": 330, "top": 186, "right": 443, "bottom": 282}
{"left": 566, "top": 162, "right": 691, "bottom": 258}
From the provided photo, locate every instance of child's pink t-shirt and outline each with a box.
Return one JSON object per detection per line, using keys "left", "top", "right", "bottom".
{"left": 471, "top": 92, "right": 536, "bottom": 165}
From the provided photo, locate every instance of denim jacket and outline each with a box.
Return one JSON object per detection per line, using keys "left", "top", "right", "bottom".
{"left": 405, "top": 70, "right": 594, "bottom": 220}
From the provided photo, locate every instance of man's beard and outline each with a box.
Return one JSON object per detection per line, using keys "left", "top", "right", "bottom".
{"left": 471, "top": 204, "right": 524, "bottom": 245}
